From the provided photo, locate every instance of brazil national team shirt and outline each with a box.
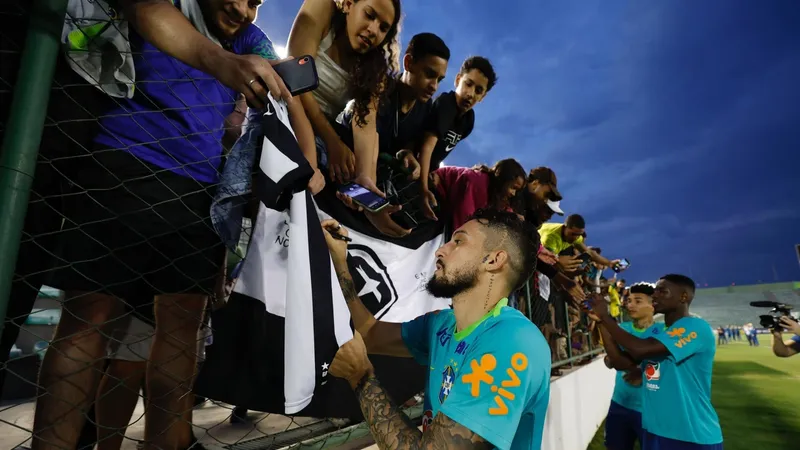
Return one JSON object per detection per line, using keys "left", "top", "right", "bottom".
{"left": 611, "top": 322, "right": 662, "bottom": 412}
{"left": 401, "top": 298, "right": 551, "bottom": 450}
{"left": 640, "top": 316, "right": 723, "bottom": 445}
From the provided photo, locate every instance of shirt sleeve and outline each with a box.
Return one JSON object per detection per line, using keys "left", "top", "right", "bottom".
{"left": 651, "top": 317, "right": 713, "bottom": 363}
{"left": 433, "top": 166, "right": 468, "bottom": 200}
{"left": 790, "top": 335, "right": 800, "bottom": 351}
{"left": 540, "top": 230, "right": 562, "bottom": 254}
{"left": 424, "top": 94, "right": 458, "bottom": 139}
{"left": 401, "top": 312, "right": 438, "bottom": 365}
{"left": 241, "top": 24, "right": 279, "bottom": 60}
{"left": 437, "top": 323, "right": 548, "bottom": 450}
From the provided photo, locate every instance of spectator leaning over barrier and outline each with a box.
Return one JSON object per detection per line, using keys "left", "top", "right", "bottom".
{"left": 335, "top": 32, "right": 451, "bottom": 237}
{"left": 287, "top": 0, "right": 402, "bottom": 192}
{"left": 337, "top": 32, "right": 451, "bottom": 182}
{"left": 430, "top": 158, "right": 526, "bottom": 229}
{"left": 588, "top": 274, "right": 724, "bottom": 450}
{"left": 321, "top": 209, "right": 551, "bottom": 450}
{"left": 526, "top": 166, "right": 562, "bottom": 202}
{"left": 418, "top": 57, "right": 498, "bottom": 220}
{"left": 539, "top": 214, "right": 622, "bottom": 276}
{"left": 592, "top": 282, "right": 661, "bottom": 450}
{"left": 771, "top": 316, "right": 800, "bottom": 358}
{"left": 32, "top": 1, "right": 313, "bottom": 449}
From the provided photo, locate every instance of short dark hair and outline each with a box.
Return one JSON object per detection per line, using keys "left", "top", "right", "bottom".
{"left": 459, "top": 56, "right": 497, "bottom": 92}
{"left": 661, "top": 274, "right": 696, "bottom": 294}
{"left": 468, "top": 209, "right": 539, "bottom": 292}
{"left": 619, "top": 278, "right": 627, "bottom": 284}
{"left": 405, "top": 32, "right": 450, "bottom": 62}
{"left": 565, "top": 214, "right": 585, "bottom": 229}
{"left": 629, "top": 282, "right": 655, "bottom": 297}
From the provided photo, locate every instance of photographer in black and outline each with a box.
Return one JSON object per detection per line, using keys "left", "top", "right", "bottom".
{"left": 771, "top": 316, "right": 800, "bottom": 358}
{"left": 751, "top": 300, "right": 800, "bottom": 357}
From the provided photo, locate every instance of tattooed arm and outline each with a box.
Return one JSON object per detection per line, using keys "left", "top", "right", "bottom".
{"left": 335, "top": 268, "right": 411, "bottom": 357}
{"left": 355, "top": 373, "right": 492, "bottom": 450}
{"left": 322, "top": 219, "right": 418, "bottom": 358}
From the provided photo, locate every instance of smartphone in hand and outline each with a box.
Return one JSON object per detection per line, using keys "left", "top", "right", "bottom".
{"left": 338, "top": 183, "right": 390, "bottom": 213}
{"left": 273, "top": 55, "right": 319, "bottom": 96}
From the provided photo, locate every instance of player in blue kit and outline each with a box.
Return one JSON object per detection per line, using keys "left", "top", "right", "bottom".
{"left": 322, "top": 209, "right": 551, "bottom": 449}
{"left": 594, "top": 282, "right": 663, "bottom": 450}
{"left": 588, "top": 274, "right": 723, "bottom": 450}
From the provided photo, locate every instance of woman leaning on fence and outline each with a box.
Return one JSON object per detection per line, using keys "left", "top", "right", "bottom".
{"left": 287, "top": 0, "right": 402, "bottom": 192}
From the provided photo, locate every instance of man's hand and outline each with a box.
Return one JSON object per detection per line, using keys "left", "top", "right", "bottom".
{"left": 329, "top": 332, "right": 374, "bottom": 389}
{"left": 321, "top": 219, "right": 349, "bottom": 268}
{"left": 557, "top": 254, "right": 582, "bottom": 273}
{"left": 538, "top": 247, "right": 558, "bottom": 266}
{"left": 365, "top": 205, "right": 412, "bottom": 238}
{"left": 336, "top": 193, "right": 412, "bottom": 238}
{"left": 354, "top": 174, "right": 386, "bottom": 198}
{"left": 308, "top": 168, "right": 326, "bottom": 195}
{"left": 586, "top": 294, "right": 610, "bottom": 319}
{"left": 421, "top": 188, "right": 438, "bottom": 221}
{"left": 210, "top": 54, "right": 292, "bottom": 109}
{"left": 327, "top": 139, "right": 356, "bottom": 183}
{"left": 779, "top": 316, "right": 800, "bottom": 336}
{"left": 396, "top": 150, "right": 421, "bottom": 180}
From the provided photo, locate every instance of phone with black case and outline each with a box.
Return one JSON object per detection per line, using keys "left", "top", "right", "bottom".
{"left": 272, "top": 55, "right": 319, "bottom": 96}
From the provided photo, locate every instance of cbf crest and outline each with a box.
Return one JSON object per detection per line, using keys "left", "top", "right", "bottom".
{"left": 439, "top": 366, "right": 455, "bottom": 403}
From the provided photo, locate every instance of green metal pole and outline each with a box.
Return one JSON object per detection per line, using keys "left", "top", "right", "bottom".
{"left": 525, "top": 279, "right": 533, "bottom": 321}
{"left": 0, "top": 0, "right": 67, "bottom": 333}
{"left": 564, "top": 294, "right": 573, "bottom": 366}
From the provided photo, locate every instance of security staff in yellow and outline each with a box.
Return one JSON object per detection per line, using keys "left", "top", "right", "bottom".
{"left": 322, "top": 209, "right": 551, "bottom": 449}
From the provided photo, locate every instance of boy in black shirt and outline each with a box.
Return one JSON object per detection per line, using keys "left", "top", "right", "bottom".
{"left": 418, "top": 56, "right": 497, "bottom": 220}
{"left": 337, "top": 32, "right": 451, "bottom": 186}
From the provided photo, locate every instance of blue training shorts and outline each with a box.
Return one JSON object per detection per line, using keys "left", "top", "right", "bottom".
{"left": 641, "top": 430, "right": 723, "bottom": 450}
{"left": 604, "top": 401, "right": 642, "bottom": 450}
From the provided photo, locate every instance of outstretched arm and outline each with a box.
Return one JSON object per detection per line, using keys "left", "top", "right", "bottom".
{"left": 598, "top": 315, "right": 668, "bottom": 361}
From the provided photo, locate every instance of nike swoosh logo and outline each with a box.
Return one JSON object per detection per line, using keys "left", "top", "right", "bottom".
{"left": 445, "top": 144, "right": 456, "bottom": 152}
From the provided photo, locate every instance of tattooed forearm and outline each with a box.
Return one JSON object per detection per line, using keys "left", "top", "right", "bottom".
{"left": 336, "top": 270, "right": 377, "bottom": 337}
{"left": 337, "top": 270, "right": 359, "bottom": 305}
{"left": 355, "top": 373, "right": 423, "bottom": 449}
{"left": 355, "top": 375, "right": 491, "bottom": 450}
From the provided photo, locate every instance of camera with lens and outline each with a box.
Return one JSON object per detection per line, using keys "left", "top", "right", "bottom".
{"left": 749, "top": 300, "right": 798, "bottom": 330}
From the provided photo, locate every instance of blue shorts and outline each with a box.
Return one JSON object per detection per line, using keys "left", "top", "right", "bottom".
{"left": 642, "top": 430, "right": 723, "bottom": 450}
{"left": 604, "top": 401, "right": 642, "bottom": 450}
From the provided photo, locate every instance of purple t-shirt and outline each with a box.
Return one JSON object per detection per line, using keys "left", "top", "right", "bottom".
{"left": 94, "top": 18, "right": 278, "bottom": 183}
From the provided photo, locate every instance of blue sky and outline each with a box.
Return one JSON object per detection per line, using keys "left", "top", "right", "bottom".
{"left": 258, "top": 0, "right": 800, "bottom": 287}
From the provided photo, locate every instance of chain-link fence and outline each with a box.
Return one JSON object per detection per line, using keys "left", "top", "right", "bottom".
{"left": 514, "top": 279, "right": 603, "bottom": 373}
{"left": 1, "top": 2, "right": 604, "bottom": 450}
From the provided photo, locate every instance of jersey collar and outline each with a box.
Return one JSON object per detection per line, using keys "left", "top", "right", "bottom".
{"left": 454, "top": 297, "right": 508, "bottom": 341}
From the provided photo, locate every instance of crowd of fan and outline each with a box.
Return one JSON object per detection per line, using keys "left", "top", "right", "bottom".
{"left": 0, "top": 0, "right": 637, "bottom": 449}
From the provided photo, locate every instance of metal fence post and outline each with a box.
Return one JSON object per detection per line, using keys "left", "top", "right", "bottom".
{"left": 524, "top": 279, "right": 532, "bottom": 321}
{"left": 0, "top": 0, "right": 67, "bottom": 332}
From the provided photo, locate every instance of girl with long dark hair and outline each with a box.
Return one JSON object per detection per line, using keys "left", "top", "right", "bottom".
{"left": 288, "top": 0, "right": 402, "bottom": 187}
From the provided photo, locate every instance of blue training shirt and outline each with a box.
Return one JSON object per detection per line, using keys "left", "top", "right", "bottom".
{"left": 640, "top": 316, "right": 723, "bottom": 445}
{"left": 610, "top": 321, "right": 662, "bottom": 412}
{"left": 401, "top": 299, "right": 551, "bottom": 450}
{"left": 95, "top": 10, "right": 278, "bottom": 183}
